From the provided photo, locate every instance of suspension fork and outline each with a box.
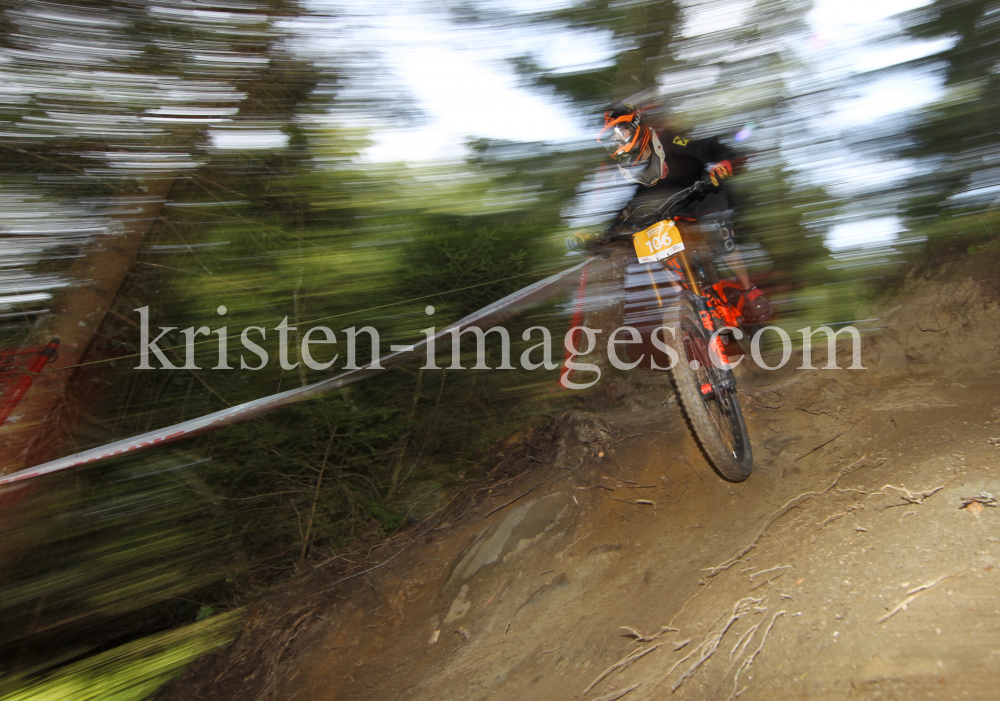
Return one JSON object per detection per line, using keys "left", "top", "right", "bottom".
{"left": 676, "top": 250, "right": 701, "bottom": 296}
{"left": 690, "top": 293, "right": 712, "bottom": 321}
{"left": 690, "top": 294, "right": 738, "bottom": 390}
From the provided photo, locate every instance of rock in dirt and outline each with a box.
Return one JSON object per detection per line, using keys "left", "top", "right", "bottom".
{"left": 446, "top": 492, "right": 572, "bottom": 587}
{"left": 765, "top": 434, "right": 802, "bottom": 457}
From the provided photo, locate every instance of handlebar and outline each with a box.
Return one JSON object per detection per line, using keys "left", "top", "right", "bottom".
{"left": 633, "top": 176, "right": 714, "bottom": 227}
{"left": 604, "top": 176, "right": 716, "bottom": 242}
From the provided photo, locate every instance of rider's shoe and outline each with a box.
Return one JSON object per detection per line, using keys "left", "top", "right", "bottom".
{"left": 744, "top": 286, "right": 773, "bottom": 323}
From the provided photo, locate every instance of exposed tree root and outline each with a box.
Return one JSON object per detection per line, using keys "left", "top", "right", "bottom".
{"left": 702, "top": 455, "right": 874, "bottom": 581}
{"left": 583, "top": 642, "right": 663, "bottom": 695}
{"left": 877, "top": 575, "right": 950, "bottom": 624}
{"left": 868, "top": 483, "right": 946, "bottom": 508}
{"left": 657, "top": 596, "right": 763, "bottom": 693}
{"left": 593, "top": 683, "right": 641, "bottom": 701}
{"left": 731, "top": 611, "right": 785, "bottom": 698}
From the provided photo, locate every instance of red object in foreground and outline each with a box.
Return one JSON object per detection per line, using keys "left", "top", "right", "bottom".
{"left": 0, "top": 339, "right": 60, "bottom": 428}
{"left": 558, "top": 267, "right": 589, "bottom": 390}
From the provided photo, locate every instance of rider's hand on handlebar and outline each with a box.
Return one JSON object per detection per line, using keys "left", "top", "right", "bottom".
{"left": 564, "top": 232, "right": 589, "bottom": 252}
{"left": 706, "top": 160, "right": 733, "bottom": 187}
{"left": 608, "top": 174, "right": 720, "bottom": 239}
{"left": 565, "top": 230, "right": 620, "bottom": 253}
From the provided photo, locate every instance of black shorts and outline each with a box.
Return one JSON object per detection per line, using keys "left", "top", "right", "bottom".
{"left": 677, "top": 190, "right": 741, "bottom": 257}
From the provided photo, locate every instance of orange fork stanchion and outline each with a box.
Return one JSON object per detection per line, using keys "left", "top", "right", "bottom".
{"left": 0, "top": 338, "right": 60, "bottom": 429}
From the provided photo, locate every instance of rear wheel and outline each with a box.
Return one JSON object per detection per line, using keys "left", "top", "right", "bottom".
{"left": 667, "top": 292, "right": 753, "bottom": 481}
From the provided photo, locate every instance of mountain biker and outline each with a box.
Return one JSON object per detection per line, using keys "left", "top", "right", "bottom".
{"left": 594, "top": 104, "right": 772, "bottom": 323}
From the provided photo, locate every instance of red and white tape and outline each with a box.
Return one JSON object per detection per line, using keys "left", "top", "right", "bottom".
{"left": 0, "top": 258, "right": 596, "bottom": 486}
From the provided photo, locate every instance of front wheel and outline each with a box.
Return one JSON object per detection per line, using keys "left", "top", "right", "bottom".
{"left": 667, "top": 292, "right": 753, "bottom": 481}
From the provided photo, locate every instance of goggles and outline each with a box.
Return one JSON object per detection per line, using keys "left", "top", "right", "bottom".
{"left": 597, "top": 113, "right": 650, "bottom": 166}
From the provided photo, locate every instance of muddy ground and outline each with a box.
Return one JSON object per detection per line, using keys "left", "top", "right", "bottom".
{"left": 162, "top": 262, "right": 1000, "bottom": 701}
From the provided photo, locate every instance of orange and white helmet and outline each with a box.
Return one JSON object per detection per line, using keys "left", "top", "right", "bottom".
{"left": 596, "top": 104, "right": 650, "bottom": 167}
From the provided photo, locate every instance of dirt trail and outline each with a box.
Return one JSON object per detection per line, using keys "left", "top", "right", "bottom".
{"left": 164, "top": 262, "right": 1000, "bottom": 701}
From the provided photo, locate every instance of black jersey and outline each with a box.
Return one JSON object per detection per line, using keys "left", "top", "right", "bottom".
{"left": 618, "top": 131, "right": 737, "bottom": 220}
{"left": 653, "top": 131, "right": 735, "bottom": 189}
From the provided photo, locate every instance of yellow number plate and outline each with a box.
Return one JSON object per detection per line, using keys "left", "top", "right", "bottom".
{"left": 632, "top": 220, "right": 684, "bottom": 264}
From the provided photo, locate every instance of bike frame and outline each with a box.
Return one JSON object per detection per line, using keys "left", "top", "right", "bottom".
{"left": 648, "top": 196, "right": 748, "bottom": 368}
{"left": 612, "top": 176, "right": 750, "bottom": 366}
{"left": 662, "top": 250, "right": 747, "bottom": 329}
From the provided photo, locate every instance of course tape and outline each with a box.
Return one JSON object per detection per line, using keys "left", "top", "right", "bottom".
{"left": 0, "top": 258, "right": 596, "bottom": 486}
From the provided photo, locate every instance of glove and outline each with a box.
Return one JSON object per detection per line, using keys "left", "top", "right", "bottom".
{"left": 565, "top": 233, "right": 587, "bottom": 252}
{"left": 565, "top": 231, "right": 607, "bottom": 252}
{"left": 707, "top": 160, "right": 733, "bottom": 187}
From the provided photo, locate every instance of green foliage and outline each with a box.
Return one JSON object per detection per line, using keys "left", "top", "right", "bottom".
{"left": 728, "top": 164, "right": 860, "bottom": 331}
{"left": 202, "top": 393, "right": 413, "bottom": 564}
{"left": 521, "top": 0, "right": 682, "bottom": 108}
{"left": 864, "top": 1, "right": 1000, "bottom": 276}
{"left": 732, "top": 166, "right": 838, "bottom": 282}
{"left": 70, "top": 68, "right": 581, "bottom": 633}
{"left": 0, "top": 612, "right": 242, "bottom": 701}
{"left": 0, "top": 0, "right": 319, "bottom": 329}
{"left": 870, "top": 207, "right": 1000, "bottom": 297}
{"left": 898, "top": 0, "right": 1000, "bottom": 220}
{"left": 0, "top": 454, "right": 233, "bottom": 661}
{"left": 402, "top": 217, "right": 542, "bottom": 318}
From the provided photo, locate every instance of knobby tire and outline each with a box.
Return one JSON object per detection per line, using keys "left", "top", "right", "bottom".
{"left": 668, "top": 292, "right": 753, "bottom": 482}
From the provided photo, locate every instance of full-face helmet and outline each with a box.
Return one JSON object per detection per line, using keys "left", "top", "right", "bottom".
{"left": 597, "top": 105, "right": 650, "bottom": 167}
{"left": 597, "top": 105, "right": 665, "bottom": 186}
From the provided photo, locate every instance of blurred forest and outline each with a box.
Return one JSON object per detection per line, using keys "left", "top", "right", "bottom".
{"left": 1, "top": 0, "right": 998, "bottom": 697}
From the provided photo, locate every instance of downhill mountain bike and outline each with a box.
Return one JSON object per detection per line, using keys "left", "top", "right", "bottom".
{"left": 612, "top": 177, "right": 755, "bottom": 481}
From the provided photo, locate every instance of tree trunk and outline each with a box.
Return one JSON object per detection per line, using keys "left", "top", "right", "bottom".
{"left": 0, "top": 176, "right": 176, "bottom": 473}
